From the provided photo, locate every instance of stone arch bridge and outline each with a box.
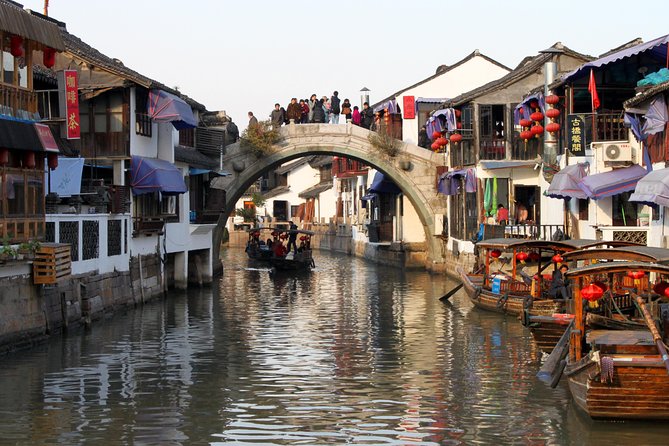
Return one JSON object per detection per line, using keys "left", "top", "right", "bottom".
{"left": 212, "top": 123, "right": 449, "bottom": 269}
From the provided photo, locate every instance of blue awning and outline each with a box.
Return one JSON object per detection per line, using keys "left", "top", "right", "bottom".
{"left": 546, "top": 163, "right": 588, "bottom": 200}
{"left": 130, "top": 156, "right": 187, "bottom": 196}
{"left": 368, "top": 172, "right": 401, "bottom": 194}
{"left": 578, "top": 164, "right": 646, "bottom": 200}
{"left": 148, "top": 89, "right": 197, "bottom": 130}
{"left": 630, "top": 168, "right": 669, "bottom": 207}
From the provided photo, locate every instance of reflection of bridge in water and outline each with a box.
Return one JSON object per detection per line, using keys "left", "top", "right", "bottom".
{"left": 212, "top": 122, "right": 449, "bottom": 268}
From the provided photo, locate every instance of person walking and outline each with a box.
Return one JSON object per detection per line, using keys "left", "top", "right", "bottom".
{"left": 330, "top": 91, "right": 341, "bottom": 124}
{"left": 286, "top": 98, "right": 301, "bottom": 124}
{"left": 341, "top": 98, "right": 352, "bottom": 122}
{"left": 417, "top": 125, "right": 429, "bottom": 148}
{"left": 352, "top": 106, "right": 361, "bottom": 126}
{"left": 269, "top": 103, "right": 284, "bottom": 130}
{"left": 308, "top": 94, "right": 317, "bottom": 122}
{"left": 248, "top": 111, "right": 258, "bottom": 127}
{"left": 361, "top": 102, "right": 374, "bottom": 129}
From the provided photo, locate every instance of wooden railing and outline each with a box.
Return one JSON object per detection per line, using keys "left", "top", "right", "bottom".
{"left": 0, "top": 84, "right": 37, "bottom": 118}
{"left": 479, "top": 138, "right": 506, "bottom": 160}
{"left": 482, "top": 223, "right": 566, "bottom": 241}
{"left": 0, "top": 218, "right": 45, "bottom": 243}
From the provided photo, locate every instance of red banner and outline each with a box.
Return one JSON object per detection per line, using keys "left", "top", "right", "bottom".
{"left": 403, "top": 96, "right": 415, "bottom": 119}
{"left": 64, "top": 70, "right": 80, "bottom": 139}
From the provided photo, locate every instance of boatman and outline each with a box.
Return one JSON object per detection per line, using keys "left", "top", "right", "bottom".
{"left": 288, "top": 222, "right": 298, "bottom": 254}
{"left": 548, "top": 264, "right": 571, "bottom": 299}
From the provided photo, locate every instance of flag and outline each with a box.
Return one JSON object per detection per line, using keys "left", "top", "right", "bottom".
{"left": 588, "top": 69, "right": 600, "bottom": 110}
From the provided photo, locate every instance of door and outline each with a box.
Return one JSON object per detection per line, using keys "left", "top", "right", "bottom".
{"left": 513, "top": 185, "right": 540, "bottom": 224}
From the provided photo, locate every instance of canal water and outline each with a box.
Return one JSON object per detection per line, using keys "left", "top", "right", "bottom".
{"left": 1, "top": 249, "right": 669, "bottom": 445}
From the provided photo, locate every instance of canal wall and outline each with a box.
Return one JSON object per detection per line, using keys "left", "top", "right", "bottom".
{"left": 0, "top": 253, "right": 165, "bottom": 355}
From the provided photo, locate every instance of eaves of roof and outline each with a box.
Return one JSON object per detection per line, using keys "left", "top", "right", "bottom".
{"left": 0, "top": 1, "right": 64, "bottom": 50}
{"left": 275, "top": 156, "right": 314, "bottom": 175}
{"left": 174, "top": 145, "right": 218, "bottom": 169}
{"left": 262, "top": 185, "right": 290, "bottom": 200}
{"left": 624, "top": 80, "right": 669, "bottom": 109}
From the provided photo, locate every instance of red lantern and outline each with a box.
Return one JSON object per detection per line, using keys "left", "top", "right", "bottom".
{"left": 436, "top": 137, "right": 449, "bottom": 146}
{"left": 490, "top": 249, "right": 502, "bottom": 259}
{"left": 545, "top": 108, "right": 560, "bottom": 119}
{"left": 449, "top": 133, "right": 463, "bottom": 144}
{"left": 528, "top": 252, "right": 540, "bottom": 262}
{"left": 529, "top": 100, "right": 539, "bottom": 109}
{"left": 10, "top": 35, "right": 24, "bottom": 57}
{"left": 552, "top": 254, "right": 563, "bottom": 264}
{"left": 665, "top": 287, "right": 669, "bottom": 298}
{"left": 627, "top": 271, "right": 645, "bottom": 280}
{"left": 531, "top": 125, "right": 544, "bottom": 137}
{"left": 457, "top": 122, "right": 462, "bottom": 129}
{"left": 432, "top": 131, "right": 442, "bottom": 140}
{"left": 546, "top": 122, "right": 561, "bottom": 133}
{"left": 454, "top": 109, "right": 462, "bottom": 118}
{"left": 530, "top": 111, "right": 544, "bottom": 122}
{"left": 431, "top": 142, "right": 440, "bottom": 151}
{"left": 653, "top": 281, "right": 669, "bottom": 296}
{"left": 545, "top": 95, "right": 560, "bottom": 105}
{"left": 516, "top": 252, "right": 529, "bottom": 263}
{"left": 23, "top": 151, "right": 36, "bottom": 169}
{"left": 0, "top": 149, "right": 8, "bottom": 166}
{"left": 520, "top": 130, "right": 533, "bottom": 142}
{"left": 43, "top": 47, "right": 56, "bottom": 68}
{"left": 581, "top": 283, "right": 604, "bottom": 302}
{"left": 519, "top": 119, "right": 533, "bottom": 128}
{"left": 47, "top": 153, "right": 58, "bottom": 170}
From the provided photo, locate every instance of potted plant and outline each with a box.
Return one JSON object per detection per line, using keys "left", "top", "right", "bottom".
{"left": 18, "top": 240, "right": 40, "bottom": 260}
{"left": 0, "top": 242, "right": 17, "bottom": 263}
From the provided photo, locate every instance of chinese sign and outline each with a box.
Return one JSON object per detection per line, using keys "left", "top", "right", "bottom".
{"left": 567, "top": 114, "right": 586, "bottom": 156}
{"left": 403, "top": 96, "right": 415, "bottom": 119}
{"left": 58, "top": 70, "right": 80, "bottom": 139}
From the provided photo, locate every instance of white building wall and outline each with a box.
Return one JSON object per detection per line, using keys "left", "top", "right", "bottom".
{"left": 129, "top": 87, "right": 158, "bottom": 158}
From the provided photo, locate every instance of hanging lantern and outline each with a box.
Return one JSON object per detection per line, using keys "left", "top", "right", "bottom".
{"left": 530, "top": 111, "right": 544, "bottom": 122}
{"left": 627, "top": 271, "right": 645, "bottom": 280}
{"left": 552, "top": 254, "right": 563, "bottom": 264}
{"left": 531, "top": 125, "right": 544, "bottom": 138}
{"left": 516, "top": 252, "right": 529, "bottom": 263}
{"left": 490, "top": 249, "right": 502, "bottom": 259}
{"left": 520, "top": 130, "right": 533, "bottom": 142}
{"left": 47, "top": 153, "right": 58, "bottom": 170}
{"left": 43, "top": 47, "right": 56, "bottom": 68}
{"left": 449, "top": 133, "right": 463, "bottom": 144}
{"left": 457, "top": 122, "right": 462, "bottom": 130}
{"left": 546, "top": 108, "right": 560, "bottom": 119}
{"left": 581, "top": 282, "right": 605, "bottom": 308}
{"left": 432, "top": 131, "right": 442, "bottom": 140}
{"left": 545, "top": 95, "right": 560, "bottom": 105}
{"left": 546, "top": 122, "right": 561, "bottom": 134}
{"left": 528, "top": 252, "right": 540, "bottom": 262}
{"left": 529, "top": 100, "right": 539, "bottom": 109}
{"left": 10, "top": 35, "right": 24, "bottom": 57}
{"left": 23, "top": 151, "right": 36, "bottom": 169}
{"left": 519, "top": 119, "right": 533, "bottom": 128}
{"left": 653, "top": 281, "right": 669, "bottom": 296}
{"left": 665, "top": 287, "right": 669, "bottom": 298}
{"left": 431, "top": 142, "right": 439, "bottom": 151}
{"left": 0, "top": 148, "right": 8, "bottom": 166}
{"left": 436, "top": 137, "right": 449, "bottom": 147}
{"left": 454, "top": 109, "right": 462, "bottom": 118}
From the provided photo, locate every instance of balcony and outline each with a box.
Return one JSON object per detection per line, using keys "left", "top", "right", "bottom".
{"left": 133, "top": 216, "right": 165, "bottom": 237}
{"left": 35, "top": 89, "right": 61, "bottom": 121}
{"left": 580, "top": 111, "right": 627, "bottom": 142}
{"left": 482, "top": 223, "right": 566, "bottom": 241}
{"left": 0, "top": 84, "right": 38, "bottom": 119}
{"left": 479, "top": 138, "right": 506, "bottom": 160}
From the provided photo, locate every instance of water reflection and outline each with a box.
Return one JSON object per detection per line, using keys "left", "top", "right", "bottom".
{"left": 0, "top": 249, "right": 668, "bottom": 444}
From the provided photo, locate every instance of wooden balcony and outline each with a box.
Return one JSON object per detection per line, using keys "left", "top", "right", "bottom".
{"left": 0, "top": 84, "right": 37, "bottom": 119}
{"left": 0, "top": 218, "right": 45, "bottom": 243}
{"left": 132, "top": 217, "right": 165, "bottom": 237}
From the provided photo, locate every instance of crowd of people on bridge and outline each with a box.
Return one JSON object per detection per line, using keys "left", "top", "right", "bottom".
{"left": 248, "top": 91, "right": 377, "bottom": 130}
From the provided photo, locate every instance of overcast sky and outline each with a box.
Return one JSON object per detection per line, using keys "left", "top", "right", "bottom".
{"left": 22, "top": 0, "right": 669, "bottom": 129}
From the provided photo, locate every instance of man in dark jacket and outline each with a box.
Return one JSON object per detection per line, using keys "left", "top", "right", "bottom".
{"left": 418, "top": 125, "right": 429, "bottom": 148}
{"left": 269, "top": 103, "right": 284, "bottom": 130}
{"left": 312, "top": 99, "right": 326, "bottom": 123}
{"left": 226, "top": 119, "right": 239, "bottom": 144}
{"left": 330, "top": 91, "right": 341, "bottom": 124}
{"left": 286, "top": 98, "right": 302, "bottom": 123}
{"left": 248, "top": 111, "right": 258, "bottom": 127}
{"left": 361, "top": 102, "right": 374, "bottom": 129}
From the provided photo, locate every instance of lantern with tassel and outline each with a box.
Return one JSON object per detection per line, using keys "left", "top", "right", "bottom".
{"left": 552, "top": 254, "right": 563, "bottom": 264}
{"left": 520, "top": 130, "right": 533, "bottom": 142}
{"left": 0, "top": 148, "right": 8, "bottom": 166}
{"left": 581, "top": 282, "right": 605, "bottom": 308}
{"left": 530, "top": 111, "right": 544, "bottom": 122}
{"left": 490, "top": 249, "right": 502, "bottom": 260}
{"left": 519, "top": 119, "right": 533, "bottom": 128}
{"left": 23, "top": 151, "right": 36, "bottom": 169}
{"left": 531, "top": 125, "right": 544, "bottom": 138}
{"left": 10, "top": 35, "right": 24, "bottom": 57}
{"left": 546, "top": 122, "right": 561, "bottom": 134}
{"left": 43, "top": 47, "right": 56, "bottom": 68}
{"left": 449, "top": 133, "right": 463, "bottom": 145}
{"left": 545, "top": 94, "right": 560, "bottom": 105}
{"left": 546, "top": 108, "right": 560, "bottom": 119}
{"left": 47, "top": 153, "right": 58, "bottom": 170}
{"left": 516, "top": 252, "right": 529, "bottom": 264}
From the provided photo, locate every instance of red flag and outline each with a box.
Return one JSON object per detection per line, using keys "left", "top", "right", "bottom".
{"left": 588, "top": 69, "right": 600, "bottom": 110}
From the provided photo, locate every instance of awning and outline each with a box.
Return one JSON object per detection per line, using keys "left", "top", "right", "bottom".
{"left": 0, "top": 117, "right": 60, "bottom": 153}
{"left": 361, "top": 193, "right": 376, "bottom": 201}
{"left": 373, "top": 99, "right": 398, "bottom": 113}
{"left": 578, "top": 164, "right": 647, "bottom": 200}
{"left": 298, "top": 181, "right": 333, "bottom": 199}
{"left": 629, "top": 168, "right": 669, "bottom": 207}
{"left": 416, "top": 97, "right": 448, "bottom": 104}
{"left": 368, "top": 172, "right": 401, "bottom": 194}
{"left": 479, "top": 160, "right": 537, "bottom": 170}
{"left": 546, "top": 163, "right": 588, "bottom": 200}
{"left": 561, "top": 34, "right": 669, "bottom": 84}
{"left": 130, "top": 156, "right": 187, "bottom": 196}
{"left": 148, "top": 89, "right": 197, "bottom": 130}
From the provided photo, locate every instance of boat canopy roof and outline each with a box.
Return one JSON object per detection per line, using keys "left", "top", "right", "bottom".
{"left": 476, "top": 238, "right": 611, "bottom": 251}
{"left": 562, "top": 245, "right": 669, "bottom": 264}
{"left": 565, "top": 261, "right": 669, "bottom": 278}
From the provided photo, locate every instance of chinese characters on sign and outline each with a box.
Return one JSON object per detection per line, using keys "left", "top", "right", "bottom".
{"left": 567, "top": 114, "right": 586, "bottom": 156}
{"left": 58, "top": 70, "right": 80, "bottom": 139}
{"left": 403, "top": 96, "right": 415, "bottom": 119}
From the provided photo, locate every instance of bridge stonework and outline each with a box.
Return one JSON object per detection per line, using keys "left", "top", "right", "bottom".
{"left": 212, "top": 123, "right": 451, "bottom": 270}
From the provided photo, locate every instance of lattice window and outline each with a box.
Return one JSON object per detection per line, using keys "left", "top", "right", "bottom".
{"left": 59, "top": 221, "right": 79, "bottom": 261}
{"left": 613, "top": 230, "right": 647, "bottom": 245}
{"left": 45, "top": 222, "right": 55, "bottom": 243}
{"left": 82, "top": 220, "right": 99, "bottom": 260}
{"left": 108, "top": 219, "right": 122, "bottom": 256}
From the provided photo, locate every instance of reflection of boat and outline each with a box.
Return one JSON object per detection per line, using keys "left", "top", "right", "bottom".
{"left": 562, "top": 262, "right": 669, "bottom": 420}
{"left": 269, "top": 229, "right": 315, "bottom": 271}
{"left": 459, "top": 238, "right": 618, "bottom": 317}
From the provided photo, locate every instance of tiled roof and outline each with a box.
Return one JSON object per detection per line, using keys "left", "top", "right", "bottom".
{"left": 298, "top": 181, "right": 332, "bottom": 199}
{"left": 262, "top": 185, "right": 290, "bottom": 199}
{"left": 174, "top": 145, "right": 218, "bottom": 169}
{"left": 0, "top": 1, "right": 64, "bottom": 50}
{"left": 275, "top": 156, "right": 314, "bottom": 175}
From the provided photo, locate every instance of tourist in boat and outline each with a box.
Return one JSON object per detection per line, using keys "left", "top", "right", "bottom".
{"left": 548, "top": 264, "right": 571, "bottom": 299}
{"left": 273, "top": 240, "right": 287, "bottom": 258}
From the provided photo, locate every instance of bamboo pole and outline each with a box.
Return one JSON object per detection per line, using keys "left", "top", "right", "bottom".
{"left": 633, "top": 293, "right": 669, "bottom": 375}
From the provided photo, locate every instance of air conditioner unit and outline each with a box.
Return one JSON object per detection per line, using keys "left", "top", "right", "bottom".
{"left": 592, "top": 142, "right": 634, "bottom": 162}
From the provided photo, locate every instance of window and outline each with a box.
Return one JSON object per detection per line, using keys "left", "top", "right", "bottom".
{"left": 133, "top": 192, "right": 179, "bottom": 222}
{"left": 479, "top": 104, "right": 506, "bottom": 160}
{"left": 135, "top": 88, "right": 152, "bottom": 137}
{"left": 612, "top": 192, "right": 638, "bottom": 226}
{"left": 449, "top": 177, "right": 478, "bottom": 241}
{"left": 578, "top": 198, "right": 589, "bottom": 220}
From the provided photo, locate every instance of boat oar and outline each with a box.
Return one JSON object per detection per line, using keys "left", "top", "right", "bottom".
{"left": 440, "top": 265, "right": 485, "bottom": 301}
{"left": 537, "top": 318, "right": 574, "bottom": 387}
{"left": 632, "top": 293, "right": 669, "bottom": 375}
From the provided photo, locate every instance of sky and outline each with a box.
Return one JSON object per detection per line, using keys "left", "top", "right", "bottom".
{"left": 21, "top": 0, "right": 669, "bottom": 130}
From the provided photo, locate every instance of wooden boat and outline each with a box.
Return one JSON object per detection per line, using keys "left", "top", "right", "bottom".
{"left": 526, "top": 244, "right": 669, "bottom": 354}
{"left": 562, "top": 262, "right": 669, "bottom": 420}
{"left": 459, "top": 238, "right": 620, "bottom": 317}
{"left": 245, "top": 227, "right": 279, "bottom": 261}
{"left": 269, "top": 229, "right": 315, "bottom": 271}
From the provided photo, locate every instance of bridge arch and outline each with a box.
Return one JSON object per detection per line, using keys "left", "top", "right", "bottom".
{"left": 213, "top": 123, "right": 448, "bottom": 269}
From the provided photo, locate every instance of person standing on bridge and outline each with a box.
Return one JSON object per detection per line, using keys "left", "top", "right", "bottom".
{"left": 352, "top": 106, "right": 361, "bottom": 126}
{"left": 361, "top": 102, "right": 374, "bottom": 129}
{"left": 341, "top": 98, "right": 352, "bottom": 122}
{"left": 300, "top": 99, "right": 309, "bottom": 123}
{"left": 248, "top": 111, "right": 258, "bottom": 127}
{"left": 308, "top": 94, "right": 318, "bottom": 122}
{"left": 270, "top": 103, "right": 284, "bottom": 130}
{"left": 286, "top": 98, "right": 301, "bottom": 124}
{"left": 330, "top": 91, "right": 341, "bottom": 124}
{"left": 312, "top": 98, "right": 326, "bottom": 123}
{"left": 322, "top": 96, "right": 331, "bottom": 124}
